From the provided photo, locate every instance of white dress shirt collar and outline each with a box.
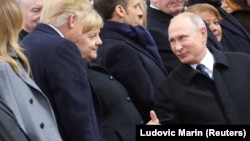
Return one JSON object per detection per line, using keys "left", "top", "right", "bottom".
{"left": 48, "top": 24, "right": 64, "bottom": 38}
{"left": 191, "top": 48, "right": 215, "bottom": 78}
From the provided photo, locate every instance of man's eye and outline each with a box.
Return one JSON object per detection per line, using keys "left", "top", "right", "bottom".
{"left": 31, "top": 8, "right": 41, "bottom": 13}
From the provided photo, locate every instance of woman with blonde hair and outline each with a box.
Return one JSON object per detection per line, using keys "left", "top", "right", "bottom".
{"left": 0, "top": 0, "right": 62, "bottom": 140}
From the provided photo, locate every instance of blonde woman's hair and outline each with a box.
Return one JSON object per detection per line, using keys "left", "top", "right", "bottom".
{"left": 0, "top": 0, "right": 31, "bottom": 74}
{"left": 40, "top": 0, "right": 92, "bottom": 27}
{"left": 82, "top": 8, "right": 103, "bottom": 33}
{"left": 185, "top": 3, "right": 222, "bottom": 21}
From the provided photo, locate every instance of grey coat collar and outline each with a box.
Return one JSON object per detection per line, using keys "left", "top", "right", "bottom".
{"left": 8, "top": 48, "right": 43, "bottom": 93}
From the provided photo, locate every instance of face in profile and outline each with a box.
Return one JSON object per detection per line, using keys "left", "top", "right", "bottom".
{"left": 75, "top": 28, "right": 103, "bottom": 62}
{"left": 23, "top": 0, "right": 44, "bottom": 32}
{"left": 168, "top": 15, "right": 208, "bottom": 64}
{"left": 123, "top": 0, "right": 143, "bottom": 26}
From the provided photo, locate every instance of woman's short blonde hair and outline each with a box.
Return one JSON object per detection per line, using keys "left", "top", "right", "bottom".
{"left": 82, "top": 8, "right": 103, "bottom": 33}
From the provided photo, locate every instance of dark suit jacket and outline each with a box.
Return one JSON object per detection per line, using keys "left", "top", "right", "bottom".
{"left": 87, "top": 60, "right": 143, "bottom": 141}
{"left": 98, "top": 22, "right": 168, "bottom": 122}
{"left": 154, "top": 47, "right": 250, "bottom": 124}
{"left": 0, "top": 101, "right": 29, "bottom": 141}
{"left": 18, "top": 29, "right": 29, "bottom": 41}
{"left": 21, "top": 23, "right": 102, "bottom": 141}
{"left": 146, "top": 6, "right": 225, "bottom": 73}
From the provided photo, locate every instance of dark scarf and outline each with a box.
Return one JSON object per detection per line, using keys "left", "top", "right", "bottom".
{"left": 104, "top": 21, "right": 163, "bottom": 65}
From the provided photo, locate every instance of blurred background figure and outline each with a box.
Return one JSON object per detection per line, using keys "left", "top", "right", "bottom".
{"left": 16, "top": 0, "right": 44, "bottom": 40}
{"left": 221, "top": 0, "right": 250, "bottom": 34}
{"left": 221, "top": 0, "right": 239, "bottom": 13}
{"left": 247, "top": 0, "right": 250, "bottom": 6}
{"left": 221, "top": 0, "right": 250, "bottom": 13}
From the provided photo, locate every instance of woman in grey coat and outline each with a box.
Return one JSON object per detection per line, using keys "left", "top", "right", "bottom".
{"left": 0, "top": 0, "right": 62, "bottom": 140}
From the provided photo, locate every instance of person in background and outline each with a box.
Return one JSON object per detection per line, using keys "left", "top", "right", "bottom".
{"left": 221, "top": 0, "right": 250, "bottom": 13}
{"left": 221, "top": 0, "right": 239, "bottom": 13}
{"left": 16, "top": 0, "right": 44, "bottom": 40}
{"left": 0, "top": 0, "right": 62, "bottom": 140}
{"left": 146, "top": 0, "right": 186, "bottom": 73}
{"left": 187, "top": 0, "right": 250, "bottom": 54}
{"left": 247, "top": 0, "right": 250, "bottom": 6}
{"left": 154, "top": 12, "right": 250, "bottom": 124}
{"left": 221, "top": 0, "right": 250, "bottom": 34}
{"left": 185, "top": 3, "right": 222, "bottom": 41}
{"left": 21, "top": 0, "right": 103, "bottom": 141}
{"left": 93, "top": 0, "right": 168, "bottom": 122}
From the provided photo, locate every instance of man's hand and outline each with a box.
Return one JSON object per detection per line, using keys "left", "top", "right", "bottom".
{"left": 146, "top": 110, "right": 160, "bottom": 125}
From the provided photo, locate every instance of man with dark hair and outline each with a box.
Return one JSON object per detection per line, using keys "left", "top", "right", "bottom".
{"left": 93, "top": 0, "right": 168, "bottom": 122}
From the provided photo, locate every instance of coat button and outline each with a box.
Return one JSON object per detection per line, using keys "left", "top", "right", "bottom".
{"left": 29, "top": 99, "right": 33, "bottom": 104}
{"left": 40, "top": 123, "right": 44, "bottom": 129}
{"left": 109, "top": 76, "right": 114, "bottom": 80}
{"left": 126, "top": 97, "right": 131, "bottom": 101}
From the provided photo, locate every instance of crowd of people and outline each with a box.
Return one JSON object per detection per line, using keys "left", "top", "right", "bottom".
{"left": 1, "top": 0, "right": 250, "bottom": 141}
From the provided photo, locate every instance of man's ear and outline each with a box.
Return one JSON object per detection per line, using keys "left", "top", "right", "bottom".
{"left": 114, "top": 5, "right": 126, "bottom": 18}
{"left": 67, "top": 14, "right": 75, "bottom": 28}
{"left": 201, "top": 27, "right": 207, "bottom": 42}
